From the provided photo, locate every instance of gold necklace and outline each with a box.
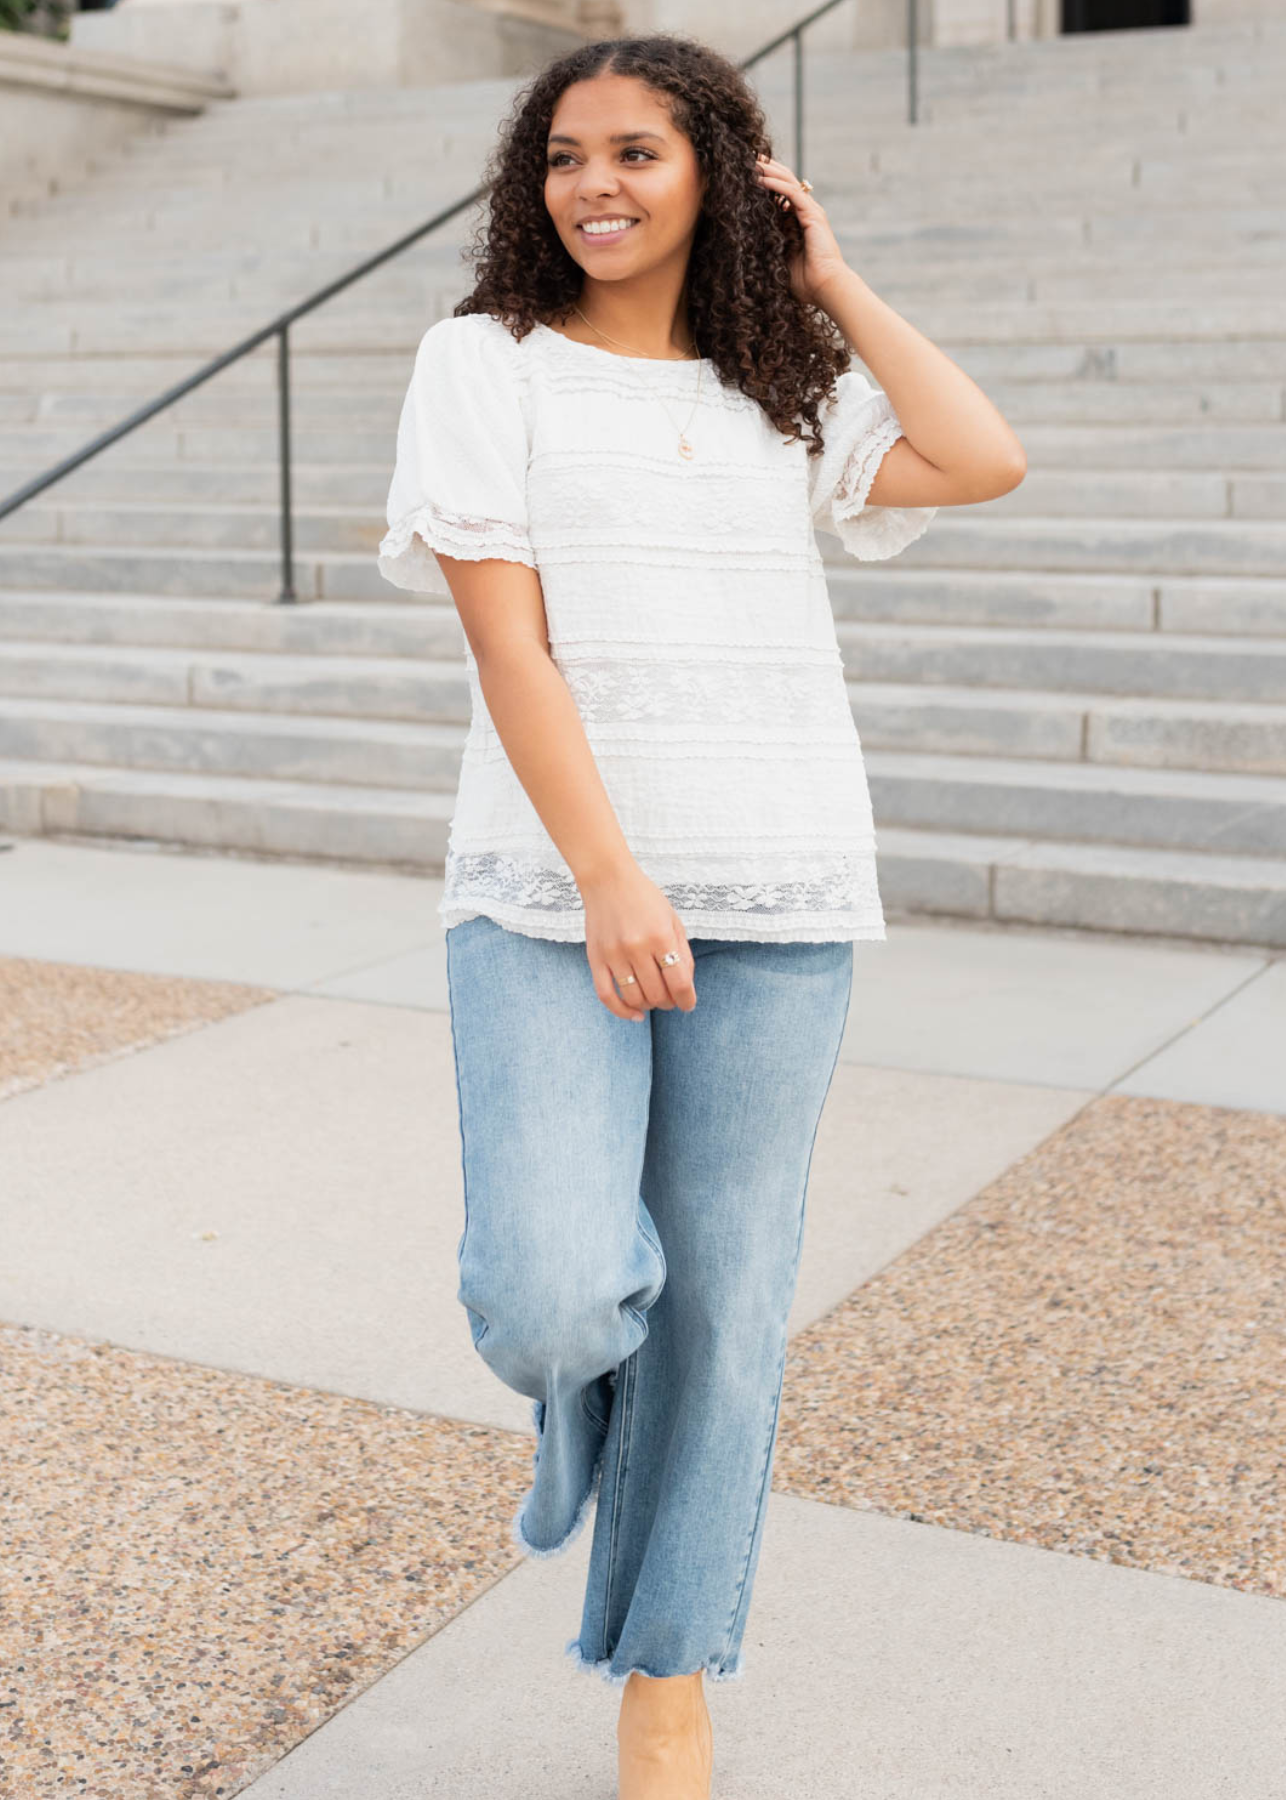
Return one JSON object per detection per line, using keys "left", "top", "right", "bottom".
{"left": 569, "top": 304, "right": 704, "bottom": 462}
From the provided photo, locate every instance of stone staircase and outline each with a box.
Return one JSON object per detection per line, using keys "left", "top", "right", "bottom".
{"left": 2, "top": 19, "right": 1285, "bottom": 947}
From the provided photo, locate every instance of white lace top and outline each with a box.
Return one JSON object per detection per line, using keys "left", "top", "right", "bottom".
{"left": 377, "top": 311, "right": 936, "bottom": 943}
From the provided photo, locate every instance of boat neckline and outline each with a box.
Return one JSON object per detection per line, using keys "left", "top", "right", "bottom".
{"left": 531, "top": 319, "right": 712, "bottom": 369}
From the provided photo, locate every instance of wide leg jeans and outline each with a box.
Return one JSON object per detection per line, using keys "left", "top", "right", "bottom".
{"left": 444, "top": 914, "right": 854, "bottom": 1686}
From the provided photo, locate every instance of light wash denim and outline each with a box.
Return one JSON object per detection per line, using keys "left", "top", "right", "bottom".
{"left": 444, "top": 913, "right": 854, "bottom": 1686}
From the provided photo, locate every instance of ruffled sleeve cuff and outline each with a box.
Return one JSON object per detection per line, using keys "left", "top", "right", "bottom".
{"left": 811, "top": 372, "right": 938, "bottom": 563}
{"left": 377, "top": 500, "right": 538, "bottom": 598}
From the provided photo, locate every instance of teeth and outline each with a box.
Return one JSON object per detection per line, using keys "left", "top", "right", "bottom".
{"left": 581, "top": 218, "right": 636, "bottom": 235}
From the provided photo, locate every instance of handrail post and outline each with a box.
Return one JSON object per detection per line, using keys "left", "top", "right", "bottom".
{"left": 793, "top": 26, "right": 804, "bottom": 178}
{"left": 908, "top": 0, "right": 919, "bottom": 125}
{"left": 276, "top": 322, "right": 296, "bottom": 604}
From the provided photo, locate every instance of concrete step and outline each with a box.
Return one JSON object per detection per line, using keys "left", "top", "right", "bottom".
{"left": 0, "top": 756, "right": 454, "bottom": 868}
{"left": 0, "top": 460, "right": 394, "bottom": 510}
{"left": 0, "top": 641, "right": 470, "bottom": 722}
{"left": 0, "top": 591, "right": 460, "bottom": 656}
{"left": 827, "top": 568, "right": 1286, "bottom": 638}
{"left": 833, "top": 621, "right": 1286, "bottom": 702}
{"left": 821, "top": 517, "right": 1286, "bottom": 580}
{"left": 0, "top": 500, "right": 389, "bottom": 555}
{"left": 19, "top": 184, "right": 482, "bottom": 238}
{"left": 865, "top": 750, "right": 1286, "bottom": 857}
{"left": 992, "top": 472, "right": 1285, "bottom": 522}
{"left": 0, "top": 545, "right": 325, "bottom": 601}
{"left": 874, "top": 825, "right": 1286, "bottom": 949}
{"left": 852, "top": 684, "right": 1286, "bottom": 775}
{"left": 0, "top": 695, "right": 464, "bottom": 789}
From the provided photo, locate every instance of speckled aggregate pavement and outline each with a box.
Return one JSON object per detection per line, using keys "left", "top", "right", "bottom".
{"left": 0, "top": 956, "right": 273, "bottom": 1100}
{"left": 1, "top": 838, "right": 1282, "bottom": 1799}
{"left": 776, "top": 1091, "right": 1285, "bottom": 1598}
{"left": 1, "top": 1319, "right": 531, "bottom": 1800}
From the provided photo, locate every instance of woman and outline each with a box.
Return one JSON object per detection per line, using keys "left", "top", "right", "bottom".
{"left": 379, "top": 29, "right": 1025, "bottom": 1799}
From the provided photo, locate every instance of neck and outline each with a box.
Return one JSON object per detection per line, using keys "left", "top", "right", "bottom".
{"left": 559, "top": 278, "right": 696, "bottom": 360}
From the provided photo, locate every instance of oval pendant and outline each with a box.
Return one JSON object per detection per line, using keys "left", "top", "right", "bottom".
{"left": 678, "top": 436, "right": 694, "bottom": 460}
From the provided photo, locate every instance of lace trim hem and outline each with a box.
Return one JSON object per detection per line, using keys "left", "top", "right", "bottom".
{"left": 437, "top": 848, "right": 886, "bottom": 942}
{"left": 440, "top": 902, "right": 886, "bottom": 943}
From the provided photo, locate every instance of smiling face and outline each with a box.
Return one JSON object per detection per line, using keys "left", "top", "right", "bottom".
{"left": 543, "top": 71, "right": 706, "bottom": 282}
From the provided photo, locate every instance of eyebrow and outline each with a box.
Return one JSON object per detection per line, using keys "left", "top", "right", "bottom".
{"left": 546, "top": 130, "right": 668, "bottom": 146}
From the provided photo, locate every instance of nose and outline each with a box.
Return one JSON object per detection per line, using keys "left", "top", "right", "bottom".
{"left": 576, "top": 160, "right": 621, "bottom": 198}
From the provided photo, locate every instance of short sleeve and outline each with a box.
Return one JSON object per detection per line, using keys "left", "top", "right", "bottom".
{"left": 808, "top": 367, "right": 937, "bottom": 562}
{"left": 377, "top": 315, "right": 536, "bottom": 597}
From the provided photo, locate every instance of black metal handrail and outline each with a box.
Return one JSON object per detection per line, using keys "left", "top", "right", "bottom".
{"left": 0, "top": 0, "right": 922, "bottom": 603}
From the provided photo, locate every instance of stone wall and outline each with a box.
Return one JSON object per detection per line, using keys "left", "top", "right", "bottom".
{"left": 69, "top": 0, "right": 604, "bottom": 93}
{"left": 0, "top": 28, "right": 231, "bottom": 212}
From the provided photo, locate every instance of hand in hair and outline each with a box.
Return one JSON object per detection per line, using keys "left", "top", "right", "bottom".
{"left": 754, "top": 152, "right": 849, "bottom": 307}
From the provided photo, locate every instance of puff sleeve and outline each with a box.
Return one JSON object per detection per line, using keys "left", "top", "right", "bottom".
{"left": 808, "top": 367, "right": 937, "bottom": 562}
{"left": 377, "top": 315, "right": 536, "bottom": 598}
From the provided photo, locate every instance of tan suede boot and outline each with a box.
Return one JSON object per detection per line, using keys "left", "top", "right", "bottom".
{"left": 616, "top": 1668, "right": 713, "bottom": 1800}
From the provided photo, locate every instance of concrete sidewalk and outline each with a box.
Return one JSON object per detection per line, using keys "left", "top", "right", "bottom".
{"left": 1, "top": 832, "right": 1283, "bottom": 1799}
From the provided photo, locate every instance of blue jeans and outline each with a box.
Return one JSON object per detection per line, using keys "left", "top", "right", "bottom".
{"left": 444, "top": 914, "right": 854, "bottom": 1686}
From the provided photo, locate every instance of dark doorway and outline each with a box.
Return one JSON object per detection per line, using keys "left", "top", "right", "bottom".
{"left": 1062, "top": 0, "right": 1189, "bottom": 27}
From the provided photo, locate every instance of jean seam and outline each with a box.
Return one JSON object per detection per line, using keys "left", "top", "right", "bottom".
{"left": 601, "top": 1341, "right": 637, "bottom": 1644}
{"left": 445, "top": 927, "right": 480, "bottom": 1330}
{"left": 580, "top": 1386, "right": 610, "bottom": 1434}
{"left": 636, "top": 1214, "right": 667, "bottom": 1285}
{"left": 621, "top": 1300, "right": 649, "bottom": 1334}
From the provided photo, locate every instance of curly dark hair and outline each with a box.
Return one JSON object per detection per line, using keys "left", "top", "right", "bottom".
{"left": 452, "top": 31, "right": 853, "bottom": 458}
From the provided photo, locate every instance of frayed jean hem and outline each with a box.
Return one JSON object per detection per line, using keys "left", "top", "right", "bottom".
{"left": 562, "top": 1637, "right": 746, "bottom": 1687}
{"left": 510, "top": 1395, "right": 608, "bottom": 1561}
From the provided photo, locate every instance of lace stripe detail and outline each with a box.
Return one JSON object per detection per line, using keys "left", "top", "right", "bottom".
{"left": 555, "top": 656, "right": 854, "bottom": 729}
{"left": 438, "top": 848, "right": 885, "bottom": 940}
